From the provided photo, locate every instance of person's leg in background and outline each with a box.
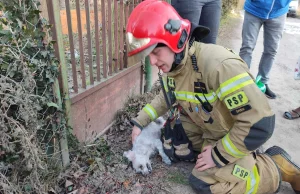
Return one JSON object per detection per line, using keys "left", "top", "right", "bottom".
{"left": 239, "top": 11, "right": 263, "bottom": 68}
{"left": 283, "top": 106, "right": 300, "bottom": 120}
{"left": 171, "top": 0, "right": 203, "bottom": 26}
{"left": 198, "top": 0, "right": 222, "bottom": 44}
{"left": 257, "top": 14, "right": 286, "bottom": 99}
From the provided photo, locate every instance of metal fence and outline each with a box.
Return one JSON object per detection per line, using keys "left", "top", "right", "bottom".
{"left": 48, "top": 0, "right": 142, "bottom": 95}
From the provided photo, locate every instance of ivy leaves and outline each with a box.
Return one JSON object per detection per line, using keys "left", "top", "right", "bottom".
{"left": 0, "top": 0, "right": 63, "bottom": 193}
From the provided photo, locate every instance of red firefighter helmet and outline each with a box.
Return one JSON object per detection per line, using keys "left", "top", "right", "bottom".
{"left": 126, "top": 0, "right": 191, "bottom": 59}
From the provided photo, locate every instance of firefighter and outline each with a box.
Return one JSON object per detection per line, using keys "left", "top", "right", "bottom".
{"left": 126, "top": 0, "right": 300, "bottom": 193}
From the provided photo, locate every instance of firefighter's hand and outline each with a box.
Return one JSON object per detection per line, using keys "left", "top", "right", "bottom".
{"left": 195, "top": 145, "right": 216, "bottom": 171}
{"left": 132, "top": 125, "right": 142, "bottom": 143}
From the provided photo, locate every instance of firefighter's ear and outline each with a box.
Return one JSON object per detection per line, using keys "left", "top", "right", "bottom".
{"left": 123, "top": 150, "right": 135, "bottom": 161}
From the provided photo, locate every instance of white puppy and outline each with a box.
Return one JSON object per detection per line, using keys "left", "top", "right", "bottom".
{"left": 123, "top": 117, "right": 172, "bottom": 175}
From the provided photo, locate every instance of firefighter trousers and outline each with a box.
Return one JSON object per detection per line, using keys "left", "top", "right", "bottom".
{"left": 178, "top": 115, "right": 281, "bottom": 194}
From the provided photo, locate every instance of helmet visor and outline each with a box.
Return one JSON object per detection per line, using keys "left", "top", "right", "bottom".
{"left": 128, "top": 44, "right": 157, "bottom": 64}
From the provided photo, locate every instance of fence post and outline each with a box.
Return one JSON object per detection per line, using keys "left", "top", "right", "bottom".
{"left": 46, "top": 0, "right": 73, "bottom": 131}
{"left": 43, "top": 0, "right": 72, "bottom": 167}
{"left": 144, "top": 56, "right": 152, "bottom": 92}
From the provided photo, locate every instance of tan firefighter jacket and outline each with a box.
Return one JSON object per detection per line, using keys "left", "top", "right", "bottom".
{"left": 131, "top": 41, "right": 275, "bottom": 167}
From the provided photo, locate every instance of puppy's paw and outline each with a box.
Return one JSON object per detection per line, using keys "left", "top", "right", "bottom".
{"left": 162, "top": 157, "right": 172, "bottom": 165}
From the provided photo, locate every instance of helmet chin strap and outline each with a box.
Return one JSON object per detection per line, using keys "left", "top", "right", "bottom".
{"left": 169, "top": 49, "right": 185, "bottom": 72}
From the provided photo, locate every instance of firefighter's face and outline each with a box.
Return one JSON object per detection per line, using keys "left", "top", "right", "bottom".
{"left": 149, "top": 46, "right": 175, "bottom": 73}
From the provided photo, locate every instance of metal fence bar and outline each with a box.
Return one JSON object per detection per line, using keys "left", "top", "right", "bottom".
{"left": 85, "top": 0, "right": 94, "bottom": 85}
{"left": 119, "top": 0, "right": 124, "bottom": 71}
{"left": 125, "top": 1, "right": 129, "bottom": 33}
{"left": 94, "top": 0, "right": 101, "bottom": 81}
{"left": 128, "top": 0, "right": 132, "bottom": 14}
{"left": 130, "top": 0, "right": 134, "bottom": 14}
{"left": 47, "top": 0, "right": 63, "bottom": 90}
{"left": 65, "top": 0, "right": 78, "bottom": 93}
{"left": 75, "top": 0, "right": 86, "bottom": 89}
{"left": 114, "top": 0, "right": 119, "bottom": 73}
{"left": 124, "top": 1, "right": 129, "bottom": 68}
{"left": 101, "top": 0, "right": 107, "bottom": 78}
{"left": 107, "top": 0, "right": 113, "bottom": 76}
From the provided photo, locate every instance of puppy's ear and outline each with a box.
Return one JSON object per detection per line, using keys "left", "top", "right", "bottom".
{"left": 155, "top": 117, "right": 166, "bottom": 126}
{"left": 123, "top": 150, "right": 135, "bottom": 161}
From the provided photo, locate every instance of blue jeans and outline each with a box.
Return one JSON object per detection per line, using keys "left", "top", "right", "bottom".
{"left": 171, "top": 0, "right": 222, "bottom": 44}
{"left": 239, "top": 11, "right": 286, "bottom": 84}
